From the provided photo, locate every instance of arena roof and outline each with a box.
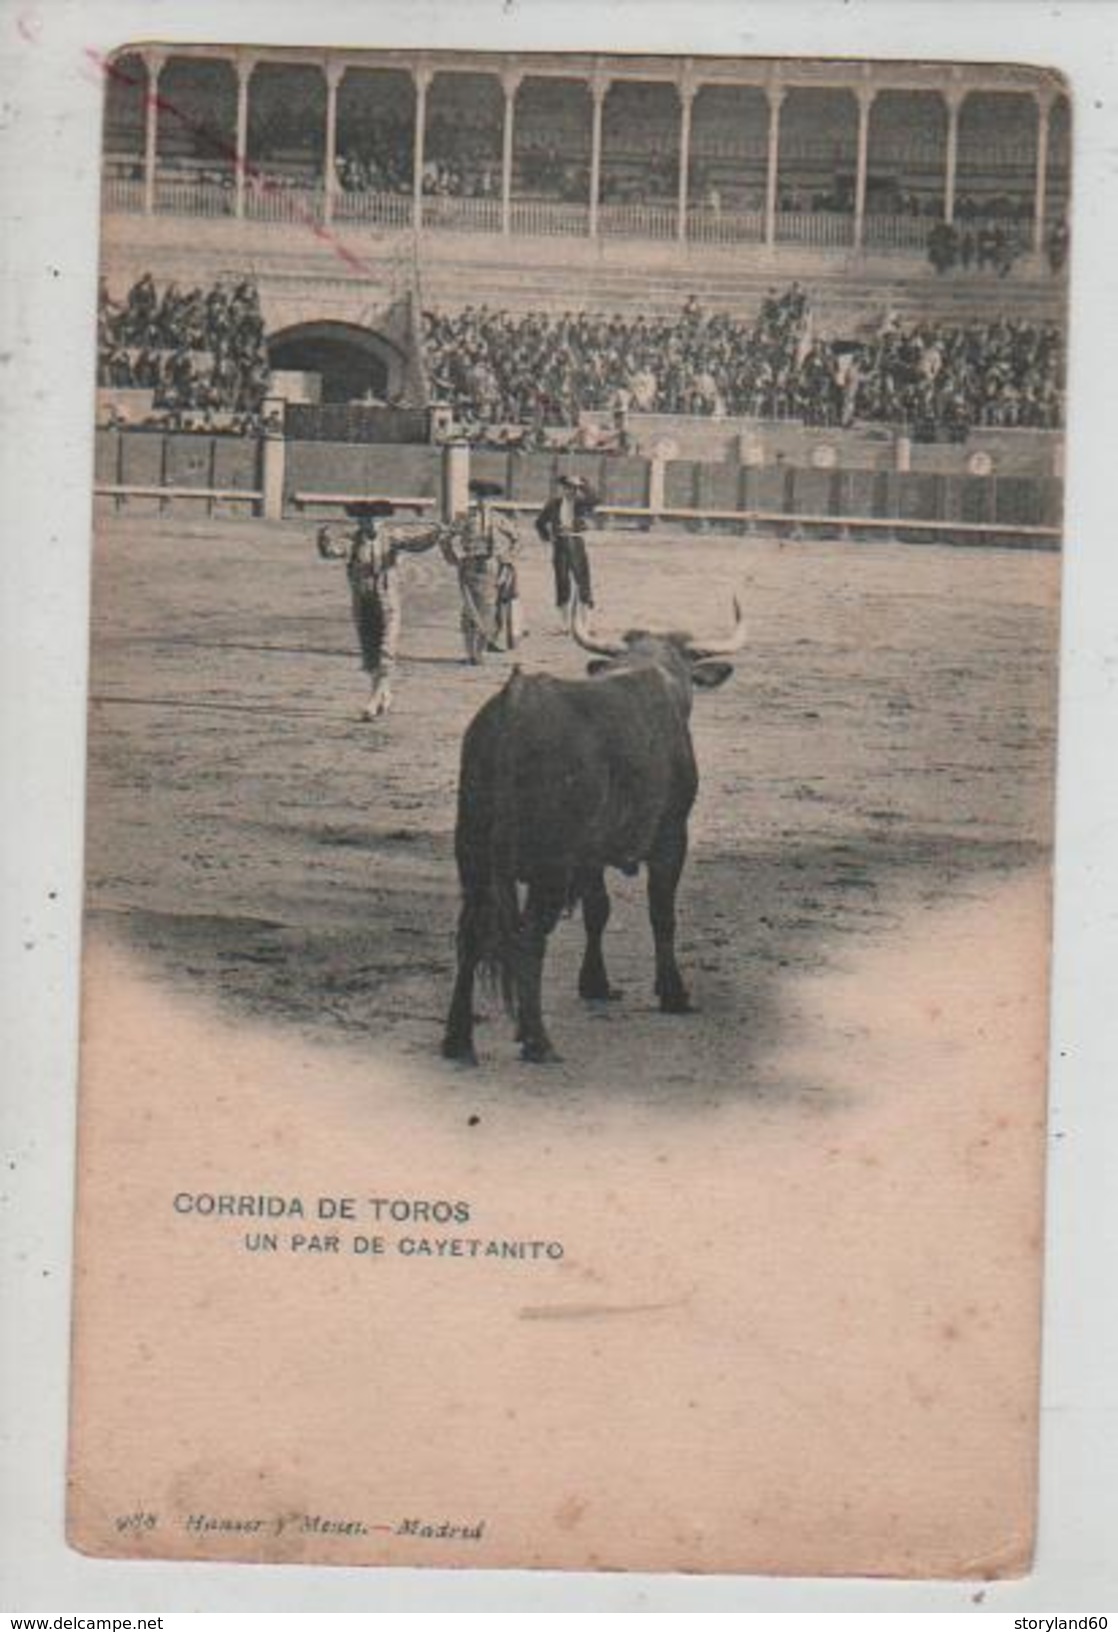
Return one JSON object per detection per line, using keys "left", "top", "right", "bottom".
{"left": 110, "top": 45, "right": 1067, "bottom": 101}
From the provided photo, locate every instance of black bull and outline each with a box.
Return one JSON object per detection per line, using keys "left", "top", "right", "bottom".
{"left": 442, "top": 602, "right": 746, "bottom": 1064}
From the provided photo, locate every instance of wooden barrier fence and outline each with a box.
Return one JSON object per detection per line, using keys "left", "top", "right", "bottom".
{"left": 94, "top": 429, "right": 1063, "bottom": 547}
{"left": 290, "top": 489, "right": 1061, "bottom": 545}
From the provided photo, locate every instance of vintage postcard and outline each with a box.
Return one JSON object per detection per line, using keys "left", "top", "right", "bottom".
{"left": 68, "top": 37, "right": 1066, "bottom": 1576}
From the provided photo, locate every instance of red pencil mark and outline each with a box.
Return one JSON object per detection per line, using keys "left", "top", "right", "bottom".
{"left": 85, "top": 47, "right": 381, "bottom": 280}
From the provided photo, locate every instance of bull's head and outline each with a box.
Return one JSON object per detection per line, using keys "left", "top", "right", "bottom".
{"left": 570, "top": 598, "right": 745, "bottom": 696}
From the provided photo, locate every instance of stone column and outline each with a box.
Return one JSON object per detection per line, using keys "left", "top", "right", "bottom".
{"left": 677, "top": 77, "right": 696, "bottom": 241}
{"left": 142, "top": 49, "right": 166, "bottom": 216}
{"left": 501, "top": 70, "right": 521, "bottom": 235}
{"left": 412, "top": 65, "right": 431, "bottom": 232}
{"left": 853, "top": 84, "right": 875, "bottom": 250}
{"left": 943, "top": 87, "right": 965, "bottom": 225}
{"left": 1032, "top": 89, "right": 1054, "bottom": 255}
{"left": 589, "top": 73, "right": 609, "bottom": 237}
{"left": 764, "top": 82, "right": 785, "bottom": 248}
{"left": 324, "top": 60, "right": 343, "bottom": 223}
{"left": 261, "top": 400, "right": 287, "bottom": 521}
{"left": 234, "top": 55, "right": 255, "bottom": 219}
{"left": 441, "top": 441, "right": 471, "bottom": 521}
{"left": 647, "top": 452, "right": 667, "bottom": 517}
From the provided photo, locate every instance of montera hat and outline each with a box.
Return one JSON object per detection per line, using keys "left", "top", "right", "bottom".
{"left": 344, "top": 499, "right": 396, "bottom": 520}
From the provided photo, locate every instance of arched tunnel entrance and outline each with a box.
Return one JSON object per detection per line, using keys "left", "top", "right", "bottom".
{"left": 266, "top": 321, "right": 401, "bottom": 403}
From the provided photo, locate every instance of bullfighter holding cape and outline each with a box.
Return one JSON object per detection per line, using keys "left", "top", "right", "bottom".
{"left": 439, "top": 478, "right": 524, "bottom": 663}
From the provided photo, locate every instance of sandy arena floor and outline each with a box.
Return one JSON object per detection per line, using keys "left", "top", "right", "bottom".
{"left": 84, "top": 513, "right": 1059, "bottom": 1111}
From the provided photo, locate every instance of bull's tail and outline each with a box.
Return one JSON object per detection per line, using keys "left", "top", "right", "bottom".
{"left": 476, "top": 875, "right": 520, "bottom": 1019}
{"left": 476, "top": 672, "right": 524, "bottom": 1017}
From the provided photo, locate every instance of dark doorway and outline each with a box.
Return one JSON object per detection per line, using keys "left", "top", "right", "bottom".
{"left": 267, "top": 324, "right": 393, "bottom": 403}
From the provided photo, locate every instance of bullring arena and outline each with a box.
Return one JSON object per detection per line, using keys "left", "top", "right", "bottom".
{"left": 88, "top": 40, "right": 1066, "bottom": 1097}
{"left": 87, "top": 511, "right": 1057, "bottom": 1101}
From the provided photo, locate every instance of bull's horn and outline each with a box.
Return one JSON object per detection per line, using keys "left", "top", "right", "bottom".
{"left": 570, "top": 602, "right": 626, "bottom": 659}
{"left": 687, "top": 596, "right": 747, "bottom": 660}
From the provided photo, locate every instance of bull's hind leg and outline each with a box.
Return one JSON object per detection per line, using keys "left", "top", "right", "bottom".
{"left": 647, "top": 826, "right": 693, "bottom": 1014}
{"left": 516, "top": 881, "right": 565, "bottom": 1063}
{"left": 442, "top": 890, "right": 484, "bottom": 1065}
{"left": 578, "top": 870, "right": 621, "bottom": 1001}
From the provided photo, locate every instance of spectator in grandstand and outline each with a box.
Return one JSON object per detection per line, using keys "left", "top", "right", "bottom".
{"left": 97, "top": 277, "right": 121, "bottom": 354}
{"left": 1046, "top": 217, "right": 1070, "bottom": 274}
{"left": 927, "top": 221, "right": 958, "bottom": 275}
{"left": 122, "top": 272, "right": 158, "bottom": 344}
{"left": 611, "top": 384, "right": 633, "bottom": 451}
{"left": 702, "top": 178, "right": 723, "bottom": 218}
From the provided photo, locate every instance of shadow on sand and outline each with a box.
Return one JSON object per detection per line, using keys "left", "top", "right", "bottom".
{"left": 89, "top": 827, "right": 1046, "bottom": 1114}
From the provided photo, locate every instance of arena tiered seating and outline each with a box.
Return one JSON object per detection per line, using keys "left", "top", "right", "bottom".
{"left": 422, "top": 287, "right": 1065, "bottom": 443}
{"left": 97, "top": 274, "right": 270, "bottom": 422}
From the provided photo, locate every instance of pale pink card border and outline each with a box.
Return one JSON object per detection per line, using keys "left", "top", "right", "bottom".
{"left": 2, "top": 0, "right": 1117, "bottom": 1611}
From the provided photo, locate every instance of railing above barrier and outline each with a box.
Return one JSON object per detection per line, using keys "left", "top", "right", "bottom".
{"left": 509, "top": 199, "right": 591, "bottom": 237}
{"left": 290, "top": 489, "right": 1061, "bottom": 543}
{"left": 421, "top": 195, "right": 503, "bottom": 233}
{"left": 155, "top": 176, "right": 234, "bottom": 218}
{"left": 245, "top": 183, "right": 325, "bottom": 224}
{"left": 293, "top": 491, "right": 435, "bottom": 511}
{"left": 686, "top": 208, "right": 765, "bottom": 245}
{"left": 334, "top": 189, "right": 412, "bottom": 227}
{"left": 602, "top": 504, "right": 1061, "bottom": 541}
{"left": 598, "top": 202, "right": 679, "bottom": 240}
{"left": 104, "top": 167, "right": 1046, "bottom": 262}
{"left": 97, "top": 483, "right": 263, "bottom": 500}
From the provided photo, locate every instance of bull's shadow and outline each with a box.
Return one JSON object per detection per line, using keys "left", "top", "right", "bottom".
{"left": 91, "top": 828, "right": 1044, "bottom": 1114}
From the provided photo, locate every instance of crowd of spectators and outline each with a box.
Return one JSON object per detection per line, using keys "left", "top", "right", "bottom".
{"left": 600, "top": 152, "right": 678, "bottom": 205}
{"left": 97, "top": 273, "right": 271, "bottom": 422}
{"left": 927, "top": 221, "right": 1025, "bottom": 277}
{"left": 423, "top": 286, "right": 1064, "bottom": 442}
{"left": 95, "top": 271, "right": 1064, "bottom": 444}
{"left": 955, "top": 192, "right": 1047, "bottom": 223}
{"left": 424, "top": 111, "right": 503, "bottom": 198}
{"left": 336, "top": 115, "right": 413, "bottom": 194}
{"left": 515, "top": 139, "right": 589, "bottom": 202}
{"left": 831, "top": 313, "right": 1064, "bottom": 435}
{"left": 336, "top": 111, "right": 503, "bottom": 198}
{"left": 926, "top": 215, "right": 1068, "bottom": 276}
